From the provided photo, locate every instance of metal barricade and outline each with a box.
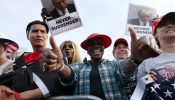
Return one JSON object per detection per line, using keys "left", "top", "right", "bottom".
{"left": 45, "top": 95, "right": 102, "bottom": 100}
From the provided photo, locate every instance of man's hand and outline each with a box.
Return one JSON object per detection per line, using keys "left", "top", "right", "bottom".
{"left": 40, "top": 36, "right": 71, "bottom": 78}
{"left": 129, "top": 27, "right": 160, "bottom": 62}
{"left": 1, "top": 92, "right": 15, "bottom": 100}
{"left": 0, "top": 86, "right": 14, "bottom": 100}
{"left": 41, "top": 8, "right": 51, "bottom": 19}
{"left": 40, "top": 35, "right": 63, "bottom": 72}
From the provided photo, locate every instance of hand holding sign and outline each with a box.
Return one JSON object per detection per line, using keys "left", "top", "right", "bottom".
{"left": 41, "top": 8, "right": 52, "bottom": 23}
{"left": 41, "top": 0, "right": 82, "bottom": 35}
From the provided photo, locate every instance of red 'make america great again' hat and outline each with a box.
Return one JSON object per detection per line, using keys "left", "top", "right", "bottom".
{"left": 114, "top": 38, "right": 128, "bottom": 47}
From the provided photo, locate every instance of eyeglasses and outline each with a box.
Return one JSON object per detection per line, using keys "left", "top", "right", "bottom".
{"left": 87, "top": 40, "right": 104, "bottom": 46}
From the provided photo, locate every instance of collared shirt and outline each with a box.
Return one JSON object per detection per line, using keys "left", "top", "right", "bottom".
{"left": 139, "top": 19, "right": 150, "bottom": 26}
{"left": 56, "top": 8, "right": 69, "bottom": 16}
{"left": 66, "top": 59, "right": 137, "bottom": 100}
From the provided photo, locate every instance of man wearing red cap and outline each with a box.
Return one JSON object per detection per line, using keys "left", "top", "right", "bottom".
{"left": 137, "top": 12, "right": 175, "bottom": 83}
{"left": 39, "top": 27, "right": 160, "bottom": 100}
{"left": 113, "top": 38, "right": 129, "bottom": 60}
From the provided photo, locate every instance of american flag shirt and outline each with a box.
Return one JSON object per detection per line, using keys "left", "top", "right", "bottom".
{"left": 68, "top": 59, "right": 137, "bottom": 100}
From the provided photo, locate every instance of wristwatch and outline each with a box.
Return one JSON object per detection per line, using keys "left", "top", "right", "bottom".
{"left": 130, "top": 58, "right": 141, "bottom": 66}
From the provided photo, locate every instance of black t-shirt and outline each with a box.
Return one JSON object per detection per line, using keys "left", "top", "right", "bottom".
{"left": 14, "top": 52, "right": 75, "bottom": 95}
{"left": 123, "top": 80, "right": 137, "bottom": 99}
{"left": 90, "top": 60, "right": 106, "bottom": 100}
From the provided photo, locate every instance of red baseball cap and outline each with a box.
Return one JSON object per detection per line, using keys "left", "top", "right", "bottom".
{"left": 114, "top": 38, "right": 128, "bottom": 47}
{"left": 81, "top": 33, "right": 112, "bottom": 50}
{"left": 152, "top": 12, "right": 175, "bottom": 34}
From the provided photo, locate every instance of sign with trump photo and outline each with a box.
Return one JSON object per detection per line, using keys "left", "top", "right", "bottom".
{"left": 41, "top": 0, "right": 82, "bottom": 35}
{"left": 126, "top": 3, "right": 157, "bottom": 37}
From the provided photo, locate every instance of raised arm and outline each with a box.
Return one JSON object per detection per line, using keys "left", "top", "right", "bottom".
{"left": 124, "top": 27, "right": 160, "bottom": 72}
{"left": 40, "top": 35, "right": 72, "bottom": 79}
{"left": 41, "top": 8, "right": 50, "bottom": 23}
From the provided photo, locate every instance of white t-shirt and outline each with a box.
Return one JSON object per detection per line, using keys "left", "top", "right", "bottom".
{"left": 137, "top": 52, "right": 175, "bottom": 82}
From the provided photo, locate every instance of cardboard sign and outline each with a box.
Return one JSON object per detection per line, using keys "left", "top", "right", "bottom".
{"left": 126, "top": 3, "right": 157, "bottom": 37}
{"left": 41, "top": 0, "right": 82, "bottom": 35}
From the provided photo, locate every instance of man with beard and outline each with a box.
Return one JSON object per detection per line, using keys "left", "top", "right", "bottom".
{"left": 40, "top": 27, "right": 160, "bottom": 100}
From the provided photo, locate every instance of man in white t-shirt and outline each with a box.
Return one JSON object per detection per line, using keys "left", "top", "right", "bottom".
{"left": 137, "top": 12, "right": 175, "bottom": 81}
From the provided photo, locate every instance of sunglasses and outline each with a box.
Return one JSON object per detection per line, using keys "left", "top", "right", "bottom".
{"left": 87, "top": 40, "right": 104, "bottom": 46}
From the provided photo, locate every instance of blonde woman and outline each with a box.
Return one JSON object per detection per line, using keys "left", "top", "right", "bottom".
{"left": 60, "top": 40, "right": 82, "bottom": 64}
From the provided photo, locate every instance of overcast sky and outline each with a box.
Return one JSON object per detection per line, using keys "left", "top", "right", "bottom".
{"left": 0, "top": 0, "right": 175, "bottom": 60}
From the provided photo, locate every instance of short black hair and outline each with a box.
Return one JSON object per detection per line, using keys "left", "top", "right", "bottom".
{"left": 26, "top": 20, "right": 49, "bottom": 34}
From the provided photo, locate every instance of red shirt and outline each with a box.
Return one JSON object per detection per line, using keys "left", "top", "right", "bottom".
{"left": 24, "top": 51, "right": 42, "bottom": 65}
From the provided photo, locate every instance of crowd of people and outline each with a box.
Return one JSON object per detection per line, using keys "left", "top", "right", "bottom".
{"left": 1, "top": 1, "right": 175, "bottom": 100}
